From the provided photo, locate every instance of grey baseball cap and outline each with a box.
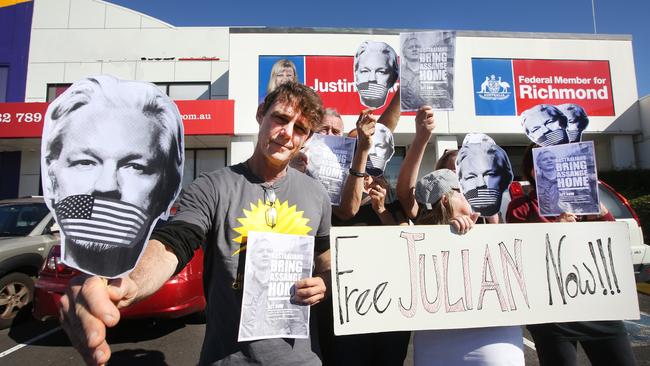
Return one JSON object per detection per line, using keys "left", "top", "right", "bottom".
{"left": 415, "top": 169, "right": 459, "bottom": 210}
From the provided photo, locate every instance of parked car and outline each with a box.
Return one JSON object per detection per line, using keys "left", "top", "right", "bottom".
{"left": 501, "top": 180, "right": 650, "bottom": 281}
{"left": 0, "top": 197, "right": 59, "bottom": 329}
{"left": 33, "top": 233, "right": 206, "bottom": 321}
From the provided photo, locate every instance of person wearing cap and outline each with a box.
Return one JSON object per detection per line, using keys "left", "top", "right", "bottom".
{"left": 520, "top": 104, "right": 569, "bottom": 147}
{"left": 397, "top": 106, "right": 525, "bottom": 366}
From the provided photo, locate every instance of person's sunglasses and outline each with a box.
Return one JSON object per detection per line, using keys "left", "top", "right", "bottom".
{"left": 263, "top": 187, "right": 277, "bottom": 228}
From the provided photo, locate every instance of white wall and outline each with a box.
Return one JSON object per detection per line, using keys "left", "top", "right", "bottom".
{"left": 26, "top": 0, "right": 230, "bottom": 102}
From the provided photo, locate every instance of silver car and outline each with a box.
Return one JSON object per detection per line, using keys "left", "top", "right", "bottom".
{"left": 0, "top": 197, "right": 59, "bottom": 329}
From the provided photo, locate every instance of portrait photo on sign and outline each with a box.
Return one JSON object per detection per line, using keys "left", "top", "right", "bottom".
{"left": 40, "top": 75, "right": 185, "bottom": 278}
{"left": 456, "top": 133, "right": 513, "bottom": 217}
{"left": 532, "top": 141, "right": 599, "bottom": 216}
{"left": 400, "top": 30, "right": 456, "bottom": 111}
{"left": 304, "top": 134, "right": 356, "bottom": 205}
{"left": 353, "top": 41, "right": 398, "bottom": 109}
{"left": 258, "top": 56, "right": 305, "bottom": 103}
{"left": 239, "top": 231, "right": 314, "bottom": 342}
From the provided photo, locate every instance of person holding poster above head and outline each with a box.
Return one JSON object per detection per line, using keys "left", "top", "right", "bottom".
{"left": 354, "top": 41, "right": 399, "bottom": 109}
{"left": 557, "top": 103, "right": 589, "bottom": 143}
{"left": 397, "top": 106, "right": 524, "bottom": 366}
{"left": 266, "top": 59, "right": 298, "bottom": 95}
{"left": 506, "top": 143, "right": 636, "bottom": 366}
{"left": 41, "top": 75, "right": 184, "bottom": 278}
{"left": 520, "top": 104, "right": 569, "bottom": 146}
{"left": 59, "top": 82, "right": 332, "bottom": 366}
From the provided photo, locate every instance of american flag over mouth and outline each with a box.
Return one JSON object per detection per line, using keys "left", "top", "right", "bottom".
{"left": 55, "top": 194, "right": 148, "bottom": 246}
{"left": 465, "top": 188, "right": 500, "bottom": 207}
{"left": 359, "top": 82, "right": 387, "bottom": 99}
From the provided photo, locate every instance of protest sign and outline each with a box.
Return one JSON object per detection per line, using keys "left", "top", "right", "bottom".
{"left": 305, "top": 134, "right": 356, "bottom": 205}
{"left": 41, "top": 76, "right": 184, "bottom": 278}
{"left": 331, "top": 222, "right": 639, "bottom": 336}
{"left": 533, "top": 142, "right": 599, "bottom": 216}
{"left": 400, "top": 31, "right": 456, "bottom": 111}
{"left": 239, "top": 231, "right": 314, "bottom": 341}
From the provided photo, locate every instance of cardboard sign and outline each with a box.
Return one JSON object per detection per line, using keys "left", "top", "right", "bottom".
{"left": 331, "top": 222, "right": 639, "bottom": 335}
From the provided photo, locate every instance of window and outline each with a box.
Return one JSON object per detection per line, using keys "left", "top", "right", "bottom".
{"left": 156, "top": 82, "right": 211, "bottom": 100}
{"left": 182, "top": 149, "right": 227, "bottom": 188}
{"left": 0, "top": 66, "right": 8, "bottom": 102}
{"left": 46, "top": 84, "right": 72, "bottom": 102}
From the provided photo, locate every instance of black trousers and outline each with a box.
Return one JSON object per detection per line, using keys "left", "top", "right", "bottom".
{"left": 531, "top": 331, "right": 637, "bottom": 366}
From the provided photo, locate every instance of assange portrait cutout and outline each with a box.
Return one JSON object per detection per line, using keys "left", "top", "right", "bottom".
{"left": 557, "top": 103, "right": 589, "bottom": 143}
{"left": 41, "top": 75, "right": 184, "bottom": 278}
{"left": 520, "top": 104, "right": 569, "bottom": 147}
{"left": 353, "top": 41, "right": 398, "bottom": 109}
{"left": 456, "top": 133, "right": 513, "bottom": 216}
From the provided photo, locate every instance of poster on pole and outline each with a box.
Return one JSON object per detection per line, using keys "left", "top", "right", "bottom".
{"left": 305, "top": 134, "right": 356, "bottom": 205}
{"left": 330, "top": 222, "right": 639, "bottom": 336}
{"left": 239, "top": 231, "right": 314, "bottom": 341}
{"left": 532, "top": 141, "right": 599, "bottom": 216}
{"left": 400, "top": 30, "right": 456, "bottom": 111}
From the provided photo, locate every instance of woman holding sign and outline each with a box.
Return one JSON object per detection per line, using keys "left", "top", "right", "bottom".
{"left": 397, "top": 106, "right": 524, "bottom": 365}
{"left": 506, "top": 143, "right": 636, "bottom": 366}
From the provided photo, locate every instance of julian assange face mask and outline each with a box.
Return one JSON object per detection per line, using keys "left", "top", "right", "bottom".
{"left": 54, "top": 194, "right": 154, "bottom": 277}
{"left": 537, "top": 128, "right": 569, "bottom": 147}
{"left": 463, "top": 188, "right": 502, "bottom": 216}
{"left": 357, "top": 81, "right": 388, "bottom": 108}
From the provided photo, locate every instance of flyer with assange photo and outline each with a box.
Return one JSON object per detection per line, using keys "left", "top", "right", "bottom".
{"left": 238, "top": 231, "right": 314, "bottom": 342}
{"left": 305, "top": 134, "right": 356, "bottom": 205}
{"left": 533, "top": 141, "right": 600, "bottom": 217}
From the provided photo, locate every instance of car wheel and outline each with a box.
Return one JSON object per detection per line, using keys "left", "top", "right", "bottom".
{"left": 0, "top": 272, "right": 34, "bottom": 329}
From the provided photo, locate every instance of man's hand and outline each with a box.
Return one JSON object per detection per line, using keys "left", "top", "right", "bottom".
{"left": 59, "top": 275, "right": 138, "bottom": 365}
{"left": 450, "top": 212, "right": 480, "bottom": 235}
{"left": 558, "top": 212, "right": 577, "bottom": 222}
{"left": 289, "top": 149, "right": 309, "bottom": 173}
{"left": 292, "top": 276, "right": 326, "bottom": 306}
{"left": 356, "top": 109, "right": 376, "bottom": 152}
{"left": 368, "top": 177, "right": 389, "bottom": 215}
{"left": 414, "top": 106, "right": 435, "bottom": 140}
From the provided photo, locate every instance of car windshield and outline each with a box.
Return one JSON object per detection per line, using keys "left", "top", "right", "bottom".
{"left": 598, "top": 184, "right": 633, "bottom": 220}
{"left": 0, "top": 203, "right": 50, "bottom": 237}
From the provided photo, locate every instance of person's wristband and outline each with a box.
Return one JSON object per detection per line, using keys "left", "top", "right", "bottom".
{"left": 348, "top": 168, "right": 366, "bottom": 178}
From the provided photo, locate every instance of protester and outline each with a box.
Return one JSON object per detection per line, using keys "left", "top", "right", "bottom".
{"left": 396, "top": 106, "right": 524, "bottom": 366}
{"left": 506, "top": 143, "right": 637, "bottom": 366}
{"left": 41, "top": 75, "right": 184, "bottom": 277}
{"left": 59, "top": 82, "right": 332, "bottom": 365}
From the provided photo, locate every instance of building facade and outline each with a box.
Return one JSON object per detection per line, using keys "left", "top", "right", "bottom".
{"left": 0, "top": 0, "right": 646, "bottom": 199}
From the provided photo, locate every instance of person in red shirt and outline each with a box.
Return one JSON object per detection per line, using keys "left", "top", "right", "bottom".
{"left": 506, "top": 143, "right": 636, "bottom": 366}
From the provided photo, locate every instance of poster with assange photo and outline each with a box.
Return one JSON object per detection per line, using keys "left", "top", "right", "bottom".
{"left": 520, "top": 103, "right": 589, "bottom": 146}
{"left": 532, "top": 141, "right": 600, "bottom": 217}
{"left": 400, "top": 30, "right": 456, "bottom": 111}
{"left": 456, "top": 133, "right": 513, "bottom": 217}
{"left": 304, "top": 134, "right": 356, "bottom": 206}
{"left": 40, "top": 75, "right": 184, "bottom": 278}
{"left": 353, "top": 41, "right": 399, "bottom": 109}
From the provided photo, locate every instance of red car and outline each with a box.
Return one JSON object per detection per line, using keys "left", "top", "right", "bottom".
{"left": 33, "top": 244, "right": 205, "bottom": 321}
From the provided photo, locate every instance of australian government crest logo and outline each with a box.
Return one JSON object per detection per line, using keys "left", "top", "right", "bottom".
{"left": 477, "top": 74, "right": 511, "bottom": 101}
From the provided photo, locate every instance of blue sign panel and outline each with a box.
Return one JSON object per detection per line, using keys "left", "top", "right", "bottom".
{"left": 472, "top": 58, "right": 516, "bottom": 116}
{"left": 258, "top": 56, "right": 305, "bottom": 103}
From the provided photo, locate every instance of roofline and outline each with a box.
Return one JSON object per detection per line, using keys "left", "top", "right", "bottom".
{"left": 229, "top": 27, "right": 632, "bottom": 41}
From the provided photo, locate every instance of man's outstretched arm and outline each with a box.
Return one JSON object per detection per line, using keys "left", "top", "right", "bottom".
{"left": 59, "top": 240, "right": 178, "bottom": 365}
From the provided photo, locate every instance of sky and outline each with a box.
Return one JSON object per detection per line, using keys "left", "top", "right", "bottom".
{"left": 108, "top": 0, "right": 650, "bottom": 98}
